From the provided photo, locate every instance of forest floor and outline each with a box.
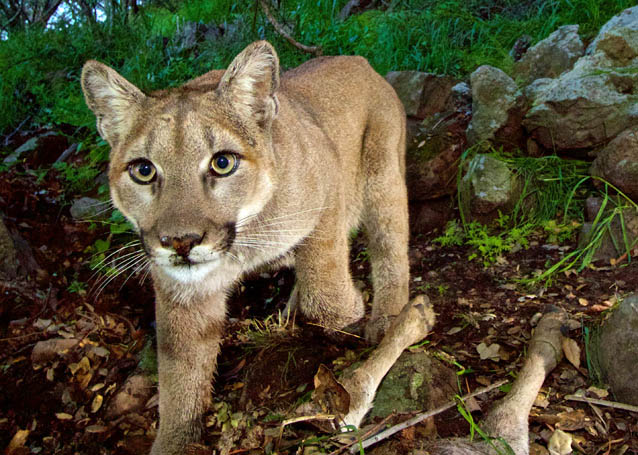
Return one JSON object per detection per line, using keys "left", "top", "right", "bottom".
{"left": 1, "top": 134, "right": 638, "bottom": 455}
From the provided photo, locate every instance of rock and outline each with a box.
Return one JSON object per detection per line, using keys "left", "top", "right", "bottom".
{"left": 3, "top": 131, "right": 65, "bottom": 167}
{"left": 406, "top": 113, "right": 468, "bottom": 201}
{"left": 578, "top": 204, "right": 638, "bottom": 262}
{"left": 385, "top": 71, "right": 458, "bottom": 118}
{"left": 459, "top": 154, "right": 521, "bottom": 222}
{"left": 595, "top": 293, "right": 638, "bottom": 405}
{"left": 410, "top": 197, "right": 454, "bottom": 235}
{"left": 524, "top": 7, "right": 638, "bottom": 153}
{"left": 386, "top": 71, "right": 429, "bottom": 117}
{"left": 585, "top": 196, "right": 603, "bottom": 221}
{"left": 590, "top": 126, "right": 638, "bottom": 201}
{"left": 0, "top": 215, "right": 19, "bottom": 279}
{"left": 405, "top": 83, "right": 471, "bottom": 202}
{"left": 509, "top": 34, "right": 533, "bottom": 61}
{"left": 524, "top": 77, "right": 554, "bottom": 101}
{"left": 70, "top": 197, "right": 110, "bottom": 221}
{"left": 3, "top": 136, "right": 40, "bottom": 165}
{"left": 368, "top": 351, "right": 457, "bottom": 420}
{"left": 513, "top": 25, "right": 584, "bottom": 84}
{"left": 587, "top": 6, "right": 638, "bottom": 56}
{"left": 106, "top": 374, "right": 154, "bottom": 419}
{"left": 31, "top": 338, "right": 78, "bottom": 363}
{"left": 466, "top": 65, "right": 524, "bottom": 146}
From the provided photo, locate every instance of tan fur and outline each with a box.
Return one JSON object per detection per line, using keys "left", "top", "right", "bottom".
{"left": 81, "top": 41, "right": 409, "bottom": 454}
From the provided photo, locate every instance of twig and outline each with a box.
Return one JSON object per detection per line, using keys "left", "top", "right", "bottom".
{"left": 565, "top": 394, "right": 638, "bottom": 413}
{"left": 257, "top": 0, "right": 322, "bottom": 56}
{"left": 330, "top": 412, "right": 395, "bottom": 455}
{"left": 55, "top": 143, "right": 78, "bottom": 163}
{"left": 2, "top": 116, "right": 30, "bottom": 147}
{"left": 349, "top": 379, "right": 509, "bottom": 453}
{"left": 277, "top": 413, "right": 336, "bottom": 449}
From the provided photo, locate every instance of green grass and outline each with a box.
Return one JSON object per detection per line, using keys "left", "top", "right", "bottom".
{"left": 0, "top": 0, "right": 634, "bottom": 135}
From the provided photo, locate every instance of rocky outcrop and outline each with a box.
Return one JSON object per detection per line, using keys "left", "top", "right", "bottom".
{"left": 578, "top": 196, "right": 638, "bottom": 262}
{"left": 595, "top": 293, "right": 638, "bottom": 405}
{"left": 466, "top": 66, "right": 524, "bottom": 146}
{"left": 590, "top": 127, "right": 638, "bottom": 201}
{"left": 385, "top": 71, "right": 459, "bottom": 119}
{"left": 459, "top": 154, "right": 521, "bottom": 222}
{"left": 524, "top": 6, "right": 638, "bottom": 153}
{"left": 513, "top": 25, "right": 584, "bottom": 84}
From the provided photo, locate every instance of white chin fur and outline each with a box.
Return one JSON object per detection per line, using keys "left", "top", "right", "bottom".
{"left": 159, "top": 260, "right": 221, "bottom": 283}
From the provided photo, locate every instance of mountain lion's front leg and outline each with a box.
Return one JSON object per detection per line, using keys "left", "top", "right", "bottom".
{"left": 294, "top": 209, "right": 364, "bottom": 331}
{"left": 151, "top": 291, "right": 225, "bottom": 455}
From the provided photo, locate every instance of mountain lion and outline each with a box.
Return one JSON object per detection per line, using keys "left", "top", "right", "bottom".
{"left": 81, "top": 41, "right": 409, "bottom": 454}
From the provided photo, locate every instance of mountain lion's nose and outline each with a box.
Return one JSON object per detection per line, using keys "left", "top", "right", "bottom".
{"left": 160, "top": 233, "right": 203, "bottom": 258}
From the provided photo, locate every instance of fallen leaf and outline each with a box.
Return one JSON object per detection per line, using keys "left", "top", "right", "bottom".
{"left": 447, "top": 327, "right": 463, "bottom": 335}
{"left": 85, "top": 425, "right": 108, "bottom": 434}
{"left": 556, "top": 409, "right": 587, "bottom": 431}
{"left": 562, "top": 338, "right": 581, "bottom": 369}
{"left": 534, "top": 392, "right": 550, "bottom": 408}
{"left": 477, "top": 342, "right": 501, "bottom": 361}
{"left": 586, "top": 386, "right": 609, "bottom": 398}
{"left": 578, "top": 298, "right": 588, "bottom": 306}
{"left": 548, "top": 429, "right": 573, "bottom": 455}
{"left": 5, "top": 429, "right": 29, "bottom": 455}
{"left": 55, "top": 412, "right": 73, "bottom": 420}
{"left": 91, "top": 394, "right": 103, "bottom": 413}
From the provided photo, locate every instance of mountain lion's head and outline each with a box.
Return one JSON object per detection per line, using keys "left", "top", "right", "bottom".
{"left": 81, "top": 42, "right": 285, "bottom": 284}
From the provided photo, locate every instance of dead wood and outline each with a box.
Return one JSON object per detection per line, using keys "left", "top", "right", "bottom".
{"left": 257, "top": 0, "right": 322, "bottom": 56}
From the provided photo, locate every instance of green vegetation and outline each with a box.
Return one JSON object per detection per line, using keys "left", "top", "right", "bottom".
{"left": 0, "top": 0, "right": 634, "bottom": 135}
{"left": 1, "top": 0, "right": 635, "bottom": 286}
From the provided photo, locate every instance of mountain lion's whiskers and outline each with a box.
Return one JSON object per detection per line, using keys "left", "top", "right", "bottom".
{"left": 90, "top": 249, "right": 147, "bottom": 298}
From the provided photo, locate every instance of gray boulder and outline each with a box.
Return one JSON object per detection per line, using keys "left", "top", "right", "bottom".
{"left": 587, "top": 6, "right": 638, "bottom": 56}
{"left": 524, "top": 7, "right": 638, "bottom": 153}
{"left": 595, "top": 293, "right": 638, "bottom": 405}
{"left": 590, "top": 126, "right": 638, "bottom": 201}
{"left": 385, "top": 71, "right": 458, "bottom": 118}
{"left": 513, "top": 25, "right": 584, "bottom": 85}
{"left": 466, "top": 66, "right": 523, "bottom": 146}
{"left": 459, "top": 154, "right": 521, "bottom": 222}
{"left": 3, "top": 131, "right": 57, "bottom": 166}
{"left": 578, "top": 197, "right": 638, "bottom": 263}
{"left": 405, "top": 84, "right": 471, "bottom": 202}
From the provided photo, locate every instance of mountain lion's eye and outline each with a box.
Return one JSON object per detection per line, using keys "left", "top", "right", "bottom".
{"left": 210, "top": 152, "right": 239, "bottom": 176}
{"left": 128, "top": 160, "right": 157, "bottom": 184}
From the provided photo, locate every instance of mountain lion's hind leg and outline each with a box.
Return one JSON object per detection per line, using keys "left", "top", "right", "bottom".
{"left": 294, "top": 209, "right": 364, "bottom": 332}
{"left": 361, "top": 117, "right": 410, "bottom": 343}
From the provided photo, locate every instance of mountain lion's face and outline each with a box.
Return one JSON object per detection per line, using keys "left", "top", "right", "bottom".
{"left": 82, "top": 44, "right": 283, "bottom": 284}
{"left": 110, "top": 99, "right": 273, "bottom": 282}
{"left": 109, "top": 94, "right": 276, "bottom": 283}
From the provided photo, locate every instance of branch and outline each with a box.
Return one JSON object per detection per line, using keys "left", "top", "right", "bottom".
{"left": 565, "top": 394, "right": 638, "bottom": 413}
{"left": 257, "top": 0, "right": 322, "bottom": 56}
{"left": 349, "top": 379, "right": 509, "bottom": 453}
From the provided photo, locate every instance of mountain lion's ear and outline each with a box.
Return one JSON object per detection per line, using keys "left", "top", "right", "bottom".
{"left": 217, "top": 41, "right": 280, "bottom": 128}
{"left": 81, "top": 60, "right": 145, "bottom": 147}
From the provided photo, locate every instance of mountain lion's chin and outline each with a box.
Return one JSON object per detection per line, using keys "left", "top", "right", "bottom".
{"left": 160, "top": 260, "right": 222, "bottom": 284}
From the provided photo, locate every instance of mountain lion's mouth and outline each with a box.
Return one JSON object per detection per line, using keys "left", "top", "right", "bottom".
{"left": 159, "top": 258, "right": 222, "bottom": 283}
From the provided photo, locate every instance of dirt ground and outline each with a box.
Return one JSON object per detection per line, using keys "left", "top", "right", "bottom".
{"left": 1, "top": 137, "right": 637, "bottom": 455}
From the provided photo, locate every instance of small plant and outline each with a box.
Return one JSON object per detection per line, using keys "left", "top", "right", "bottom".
{"left": 456, "top": 396, "right": 515, "bottom": 455}
{"left": 67, "top": 279, "right": 87, "bottom": 295}
{"left": 434, "top": 219, "right": 464, "bottom": 247}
